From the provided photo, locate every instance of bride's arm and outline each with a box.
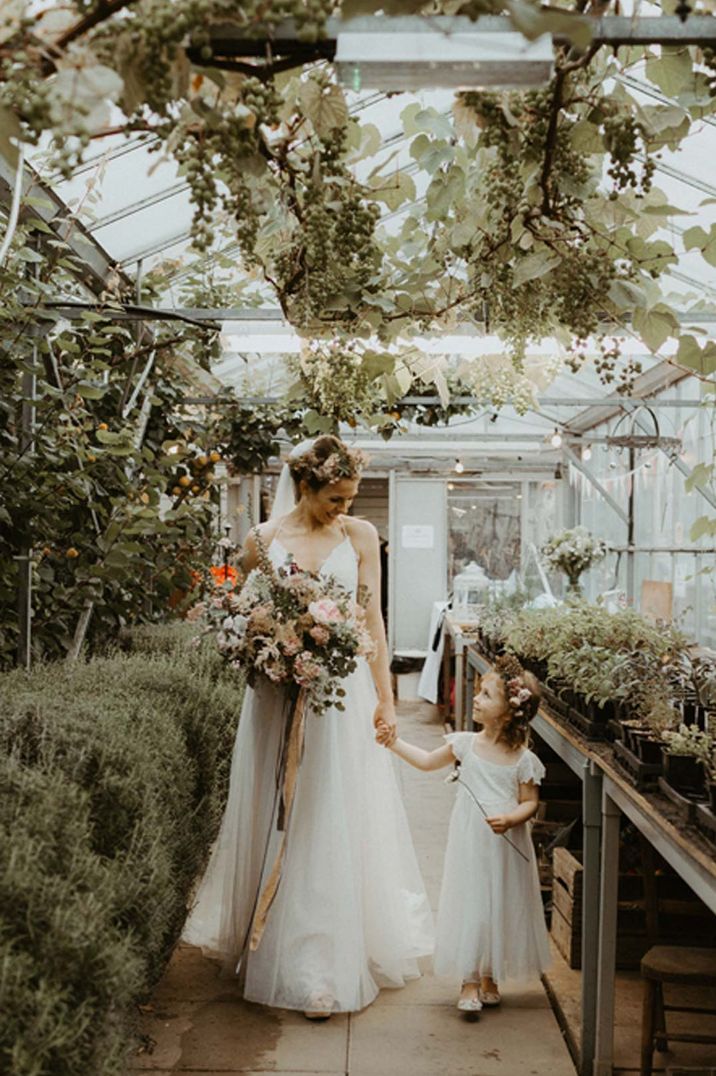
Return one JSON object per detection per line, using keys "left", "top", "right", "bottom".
{"left": 349, "top": 518, "right": 396, "bottom": 732}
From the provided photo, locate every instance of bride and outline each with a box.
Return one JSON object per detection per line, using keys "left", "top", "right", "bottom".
{"left": 182, "top": 435, "right": 434, "bottom": 1017}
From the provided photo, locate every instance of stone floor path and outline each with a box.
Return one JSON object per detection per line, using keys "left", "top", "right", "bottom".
{"left": 130, "top": 701, "right": 576, "bottom": 1076}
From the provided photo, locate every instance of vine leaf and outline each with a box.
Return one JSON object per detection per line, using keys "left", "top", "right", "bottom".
{"left": 298, "top": 81, "right": 348, "bottom": 139}
{"left": 632, "top": 306, "right": 679, "bottom": 352}
{"left": 369, "top": 170, "right": 416, "bottom": 211}
{"left": 683, "top": 224, "right": 716, "bottom": 267}
{"left": 512, "top": 249, "right": 562, "bottom": 288}
{"left": 507, "top": 0, "right": 594, "bottom": 51}
{"left": 644, "top": 46, "right": 693, "bottom": 98}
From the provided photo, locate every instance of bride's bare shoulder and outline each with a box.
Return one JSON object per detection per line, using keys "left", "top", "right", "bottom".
{"left": 344, "top": 516, "right": 378, "bottom": 550}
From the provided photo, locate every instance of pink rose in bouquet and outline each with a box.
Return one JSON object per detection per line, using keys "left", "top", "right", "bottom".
{"left": 309, "top": 597, "right": 343, "bottom": 624}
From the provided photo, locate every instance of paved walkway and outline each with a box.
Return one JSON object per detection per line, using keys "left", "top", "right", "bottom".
{"left": 131, "top": 702, "right": 576, "bottom": 1075}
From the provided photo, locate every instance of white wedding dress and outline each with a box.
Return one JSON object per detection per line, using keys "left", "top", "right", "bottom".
{"left": 182, "top": 534, "right": 434, "bottom": 1012}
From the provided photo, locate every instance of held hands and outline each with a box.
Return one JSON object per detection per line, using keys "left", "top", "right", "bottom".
{"left": 486, "top": 814, "right": 513, "bottom": 834}
{"left": 373, "top": 698, "right": 396, "bottom": 733}
{"left": 375, "top": 718, "right": 397, "bottom": 748}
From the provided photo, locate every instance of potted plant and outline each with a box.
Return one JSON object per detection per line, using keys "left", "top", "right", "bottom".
{"left": 704, "top": 747, "right": 716, "bottom": 814}
{"left": 661, "top": 724, "right": 713, "bottom": 798}
{"left": 639, "top": 699, "right": 679, "bottom": 765}
{"left": 541, "top": 526, "right": 609, "bottom": 595}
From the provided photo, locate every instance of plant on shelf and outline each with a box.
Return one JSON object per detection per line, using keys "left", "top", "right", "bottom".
{"left": 704, "top": 746, "right": 716, "bottom": 815}
{"left": 638, "top": 698, "right": 680, "bottom": 766}
{"left": 541, "top": 527, "right": 609, "bottom": 594}
{"left": 661, "top": 724, "right": 713, "bottom": 799}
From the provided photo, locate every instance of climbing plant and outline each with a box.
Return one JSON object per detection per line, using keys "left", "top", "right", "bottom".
{"left": 1, "top": 0, "right": 716, "bottom": 555}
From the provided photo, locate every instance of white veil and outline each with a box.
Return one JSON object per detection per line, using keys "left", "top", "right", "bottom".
{"left": 269, "top": 439, "right": 316, "bottom": 521}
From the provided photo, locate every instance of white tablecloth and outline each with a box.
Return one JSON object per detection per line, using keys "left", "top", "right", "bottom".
{"left": 417, "top": 601, "right": 449, "bottom": 704}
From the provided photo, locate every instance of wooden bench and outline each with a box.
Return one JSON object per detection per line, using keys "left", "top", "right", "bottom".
{"left": 640, "top": 945, "right": 716, "bottom": 1076}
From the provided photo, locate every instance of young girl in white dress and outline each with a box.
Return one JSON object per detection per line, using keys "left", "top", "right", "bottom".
{"left": 377, "top": 654, "right": 551, "bottom": 1015}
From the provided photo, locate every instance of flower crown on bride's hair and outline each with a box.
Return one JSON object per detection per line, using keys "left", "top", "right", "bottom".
{"left": 288, "top": 435, "right": 368, "bottom": 489}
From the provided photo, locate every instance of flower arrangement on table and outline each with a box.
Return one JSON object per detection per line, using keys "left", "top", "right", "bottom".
{"left": 541, "top": 526, "right": 609, "bottom": 593}
{"left": 204, "top": 538, "right": 375, "bottom": 714}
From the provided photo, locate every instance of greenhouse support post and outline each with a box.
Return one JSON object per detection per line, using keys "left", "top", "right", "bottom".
{"left": 581, "top": 760, "right": 603, "bottom": 1076}
{"left": 16, "top": 366, "right": 35, "bottom": 670}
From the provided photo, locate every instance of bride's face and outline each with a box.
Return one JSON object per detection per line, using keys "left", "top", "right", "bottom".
{"left": 301, "top": 478, "right": 359, "bottom": 525}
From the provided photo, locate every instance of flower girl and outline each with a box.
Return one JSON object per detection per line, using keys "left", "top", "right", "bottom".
{"left": 377, "top": 654, "right": 551, "bottom": 1015}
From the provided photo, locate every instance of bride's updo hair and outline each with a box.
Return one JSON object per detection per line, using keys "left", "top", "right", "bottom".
{"left": 288, "top": 435, "right": 367, "bottom": 493}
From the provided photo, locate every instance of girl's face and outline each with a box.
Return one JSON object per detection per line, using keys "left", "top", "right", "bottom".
{"left": 473, "top": 673, "right": 509, "bottom": 727}
{"left": 300, "top": 478, "right": 359, "bottom": 526}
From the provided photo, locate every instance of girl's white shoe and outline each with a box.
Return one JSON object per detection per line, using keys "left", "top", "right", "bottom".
{"left": 457, "top": 995, "right": 483, "bottom": 1013}
{"left": 478, "top": 987, "right": 501, "bottom": 1006}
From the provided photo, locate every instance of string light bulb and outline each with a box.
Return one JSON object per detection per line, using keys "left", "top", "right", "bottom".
{"left": 454, "top": 459, "right": 465, "bottom": 474}
{"left": 550, "top": 429, "right": 563, "bottom": 448}
{"left": 582, "top": 445, "right": 592, "bottom": 462}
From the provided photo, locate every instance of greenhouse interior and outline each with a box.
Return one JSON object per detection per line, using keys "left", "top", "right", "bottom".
{"left": 3, "top": 3, "right": 716, "bottom": 1075}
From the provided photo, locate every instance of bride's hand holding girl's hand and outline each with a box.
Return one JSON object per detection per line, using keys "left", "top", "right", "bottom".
{"left": 373, "top": 699, "right": 396, "bottom": 733}
{"left": 375, "top": 720, "right": 397, "bottom": 747}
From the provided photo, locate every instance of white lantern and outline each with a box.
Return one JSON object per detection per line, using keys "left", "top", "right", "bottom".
{"left": 453, "top": 561, "right": 489, "bottom": 619}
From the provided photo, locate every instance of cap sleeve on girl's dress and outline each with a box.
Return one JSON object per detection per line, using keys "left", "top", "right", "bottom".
{"left": 444, "top": 732, "right": 474, "bottom": 761}
{"left": 517, "top": 750, "right": 546, "bottom": 785}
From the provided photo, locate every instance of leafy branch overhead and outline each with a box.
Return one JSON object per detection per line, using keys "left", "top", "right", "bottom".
{"left": 1, "top": 1, "right": 715, "bottom": 390}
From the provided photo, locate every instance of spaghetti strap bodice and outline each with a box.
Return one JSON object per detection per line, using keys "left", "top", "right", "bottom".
{"left": 269, "top": 530, "right": 358, "bottom": 596}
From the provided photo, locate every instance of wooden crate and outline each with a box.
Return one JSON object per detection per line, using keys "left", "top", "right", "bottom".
{"left": 550, "top": 848, "right": 716, "bottom": 971}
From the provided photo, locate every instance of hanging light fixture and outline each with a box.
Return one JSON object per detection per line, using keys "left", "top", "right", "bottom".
{"left": 335, "top": 22, "right": 554, "bottom": 92}
{"left": 454, "top": 459, "right": 465, "bottom": 474}
{"left": 582, "top": 444, "right": 592, "bottom": 462}
{"left": 550, "top": 429, "right": 563, "bottom": 448}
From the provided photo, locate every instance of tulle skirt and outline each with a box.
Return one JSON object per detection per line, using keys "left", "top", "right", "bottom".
{"left": 433, "top": 791, "right": 551, "bottom": 984}
{"left": 182, "top": 660, "right": 434, "bottom": 1012}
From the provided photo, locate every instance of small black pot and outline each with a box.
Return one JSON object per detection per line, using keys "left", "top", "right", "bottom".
{"left": 636, "top": 735, "right": 663, "bottom": 766}
{"left": 663, "top": 751, "right": 704, "bottom": 796}
{"left": 625, "top": 725, "right": 647, "bottom": 753}
{"left": 709, "top": 781, "right": 716, "bottom": 815}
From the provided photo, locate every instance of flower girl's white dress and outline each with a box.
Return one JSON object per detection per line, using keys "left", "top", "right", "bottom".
{"left": 182, "top": 535, "right": 434, "bottom": 1012}
{"left": 434, "top": 732, "right": 551, "bottom": 983}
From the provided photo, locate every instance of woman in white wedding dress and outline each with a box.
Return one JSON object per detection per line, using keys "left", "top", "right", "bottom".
{"left": 182, "top": 435, "right": 434, "bottom": 1017}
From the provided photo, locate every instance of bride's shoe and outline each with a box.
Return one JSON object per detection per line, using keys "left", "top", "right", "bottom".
{"left": 304, "top": 993, "right": 333, "bottom": 1021}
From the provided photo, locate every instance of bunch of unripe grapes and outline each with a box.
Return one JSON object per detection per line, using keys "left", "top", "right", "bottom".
{"left": 602, "top": 114, "right": 654, "bottom": 194}
{"left": 595, "top": 338, "right": 643, "bottom": 393}
{"left": 171, "top": 450, "right": 221, "bottom": 498}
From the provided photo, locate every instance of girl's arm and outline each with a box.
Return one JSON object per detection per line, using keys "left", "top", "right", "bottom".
{"left": 386, "top": 736, "right": 456, "bottom": 772}
{"left": 486, "top": 781, "right": 540, "bottom": 834}
{"left": 349, "top": 519, "right": 395, "bottom": 731}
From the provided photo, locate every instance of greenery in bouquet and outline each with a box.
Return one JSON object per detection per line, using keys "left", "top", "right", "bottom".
{"left": 202, "top": 539, "right": 374, "bottom": 714}
{"left": 541, "top": 527, "right": 609, "bottom": 591}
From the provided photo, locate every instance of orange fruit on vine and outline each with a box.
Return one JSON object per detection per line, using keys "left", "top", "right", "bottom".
{"left": 209, "top": 450, "right": 221, "bottom": 463}
{"left": 66, "top": 547, "right": 79, "bottom": 558}
{"left": 97, "top": 422, "right": 108, "bottom": 431}
{"left": 172, "top": 486, "right": 181, "bottom": 496}
{"left": 178, "top": 475, "right": 191, "bottom": 487}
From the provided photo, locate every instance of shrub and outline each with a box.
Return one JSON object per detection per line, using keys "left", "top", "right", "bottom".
{"left": 0, "top": 638, "right": 243, "bottom": 1076}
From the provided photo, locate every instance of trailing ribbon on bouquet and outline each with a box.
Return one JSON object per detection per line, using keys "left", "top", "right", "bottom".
{"left": 249, "top": 686, "right": 308, "bottom": 951}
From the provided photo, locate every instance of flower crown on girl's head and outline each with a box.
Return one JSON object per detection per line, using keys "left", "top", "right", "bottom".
{"left": 493, "top": 654, "right": 534, "bottom": 720}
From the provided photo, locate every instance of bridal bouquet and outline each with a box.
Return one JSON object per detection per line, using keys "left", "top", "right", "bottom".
{"left": 205, "top": 541, "right": 375, "bottom": 714}
{"left": 541, "top": 526, "right": 609, "bottom": 591}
